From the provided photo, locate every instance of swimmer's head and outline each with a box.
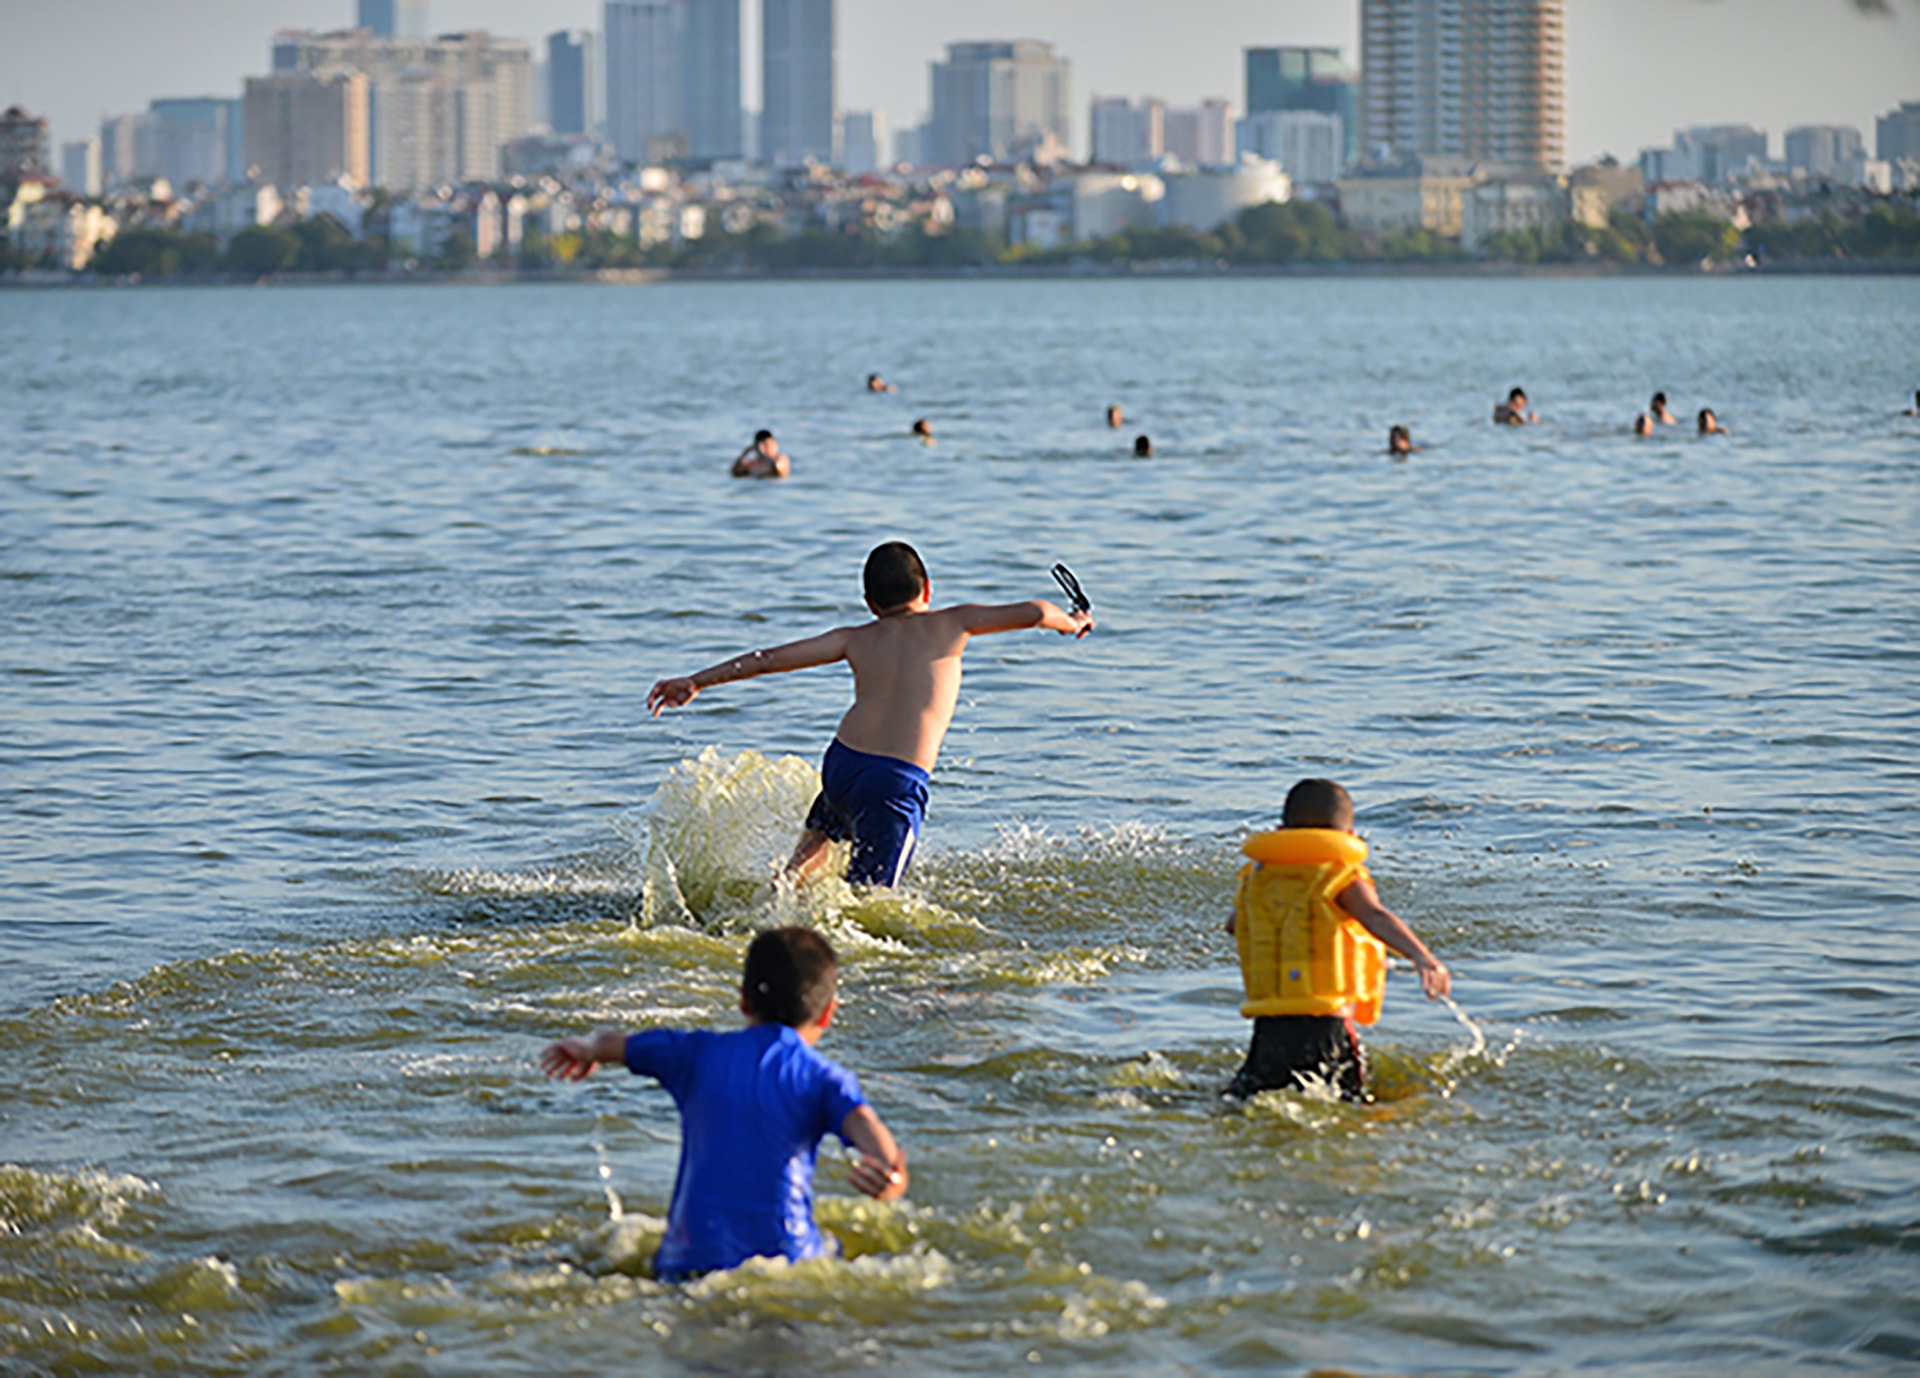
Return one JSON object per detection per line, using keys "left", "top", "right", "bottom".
{"left": 1133, "top": 434, "right": 1152, "bottom": 457}
{"left": 1697, "top": 407, "right": 1718, "bottom": 433}
{"left": 1651, "top": 391, "right": 1669, "bottom": 411}
{"left": 753, "top": 429, "right": 776, "bottom": 452}
{"left": 911, "top": 418, "right": 932, "bottom": 438}
{"left": 1106, "top": 405, "right": 1123, "bottom": 428}
{"left": 1633, "top": 413, "right": 1653, "bottom": 435}
{"left": 1507, "top": 387, "right": 1528, "bottom": 406}
{"left": 1388, "top": 424, "right": 1412, "bottom": 454}
{"left": 864, "top": 540, "right": 930, "bottom": 613}
{"left": 1283, "top": 778, "right": 1354, "bottom": 832}
{"left": 742, "top": 926, "right": 838, "bottom": 1028}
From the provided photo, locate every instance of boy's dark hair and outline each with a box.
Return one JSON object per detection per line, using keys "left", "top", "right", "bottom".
{"left": 864, "top": 541, "right": 928, "bottom": 611}
{"left": 742, "top": 926, "right": 839, "bottom": 1027}
{"left": 1283, "top": 778, "right": 1354, "bottom": 831}
{"left": 754, "top": 429, "right": 774, "bottom": 444}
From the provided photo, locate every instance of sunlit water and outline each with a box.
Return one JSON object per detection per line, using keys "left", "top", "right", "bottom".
{"left": 2, "top": 277, "right": 1917, "bottom": 1374}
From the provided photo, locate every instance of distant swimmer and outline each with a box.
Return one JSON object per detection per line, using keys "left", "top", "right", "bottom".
{"left": 1133, "top": 434, "right": 1153, "bottom": 458}
{"left": 1388, "top": 424, "right": 1417, "bottom": 456}
{"left": 1650, "top": 391, "right": 1678, "bottom": 426}
{"left": 646, "top": 541, "right": 1093, "bottom": 889}
{"left": 910, "top": 418, "right": 934, "bottom": 442}
{"left": 1106, "top": 404, "right": 1124, "bottom": 429}
{"left": 1224, "top": 778, "right": 1451, "bottom": 1102}
{"left": 1494, "top": 387, "right": 1536, "bottom": 426}
{"left": 1633, "top": 413, "right": 1654, "bottom": 436}
{"left": 1697, "top": 407, "right": 1728, "bottom": 435}
{"left": 866, "top": 373, "right": 898, "bottom": 394}
{"left": 1903, "top": 390, "right": 1920, "bottom": 416}
{"left": 731, "top": 429, "right": 791, "bottom": 479}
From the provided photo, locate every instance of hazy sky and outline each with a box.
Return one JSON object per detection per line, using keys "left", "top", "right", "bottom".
{"left": 3, "top": 0, "right": 1917, "bottom": 164}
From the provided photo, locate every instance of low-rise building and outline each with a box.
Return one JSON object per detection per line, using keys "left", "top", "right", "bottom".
{"left": 1336, "top": 157, "right": 1477, "bottom": 237}
{"left": 1163, "top": 158, "right": 1289, "bottom": 233}
{"left": 1461, "top": 171, "right": 1566, "bottom": 249}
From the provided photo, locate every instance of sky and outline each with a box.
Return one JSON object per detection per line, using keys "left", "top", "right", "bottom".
{"left": 2, "top": 0, "right": 1917, "bottom": 165}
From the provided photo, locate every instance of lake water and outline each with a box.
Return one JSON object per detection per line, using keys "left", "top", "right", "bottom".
{"left": 2, "top": 275, "right": 1917, "bottom": 1375}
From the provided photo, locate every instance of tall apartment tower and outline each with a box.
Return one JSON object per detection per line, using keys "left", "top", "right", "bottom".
{"left": 683, "top": 0, "right": 743, "bottom": 159}
{"left": 762, "top": 0, "right": 835, "bottom": 166}
{"left": 604, "top": 0, "right": 686, "bottom": 162}
{"left": 546, "top": 30, "right": 599, "bottom": 137}
{"left": 1359, "top": 0, "right": 1564, "bottom": 171}
{"left": 358, "top": 0, "right": 428, "bottom": 40}
{"left": 243, "top": 72, "right": 372, "bottom": 188}
{"left": 928, "top": 41, "right": 1071, "bottom": 166}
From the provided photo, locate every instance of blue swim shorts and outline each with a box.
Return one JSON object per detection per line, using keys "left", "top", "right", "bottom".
{"left": 804, "top": 739, "right": 929, "bottom": 888}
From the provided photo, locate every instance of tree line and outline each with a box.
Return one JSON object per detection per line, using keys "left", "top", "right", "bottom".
{"left": 4, "top": 198, "right": 1916, "bottom": 278}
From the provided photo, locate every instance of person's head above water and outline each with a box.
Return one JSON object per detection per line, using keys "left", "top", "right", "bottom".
{"left": 1508, "top": 387, "right": 1528, "bottom": 406}
{"left": 741, "top": 926, "right": 838, "bottom": 1028}
{"left": 863, "top": 540, "right": 930, "bottom": 614}
{"left": 911, "top": 418, "right": 932, "bottom": 438}
{"left": 754, "top": 428, "right": 775, "bottom": 447}
{"left": 1133, "top": 434, "right": 1152, "bottom": 457}
{"left": 1282, "top": 778, "right": 1355, "bottom": 832}
{"left": 1698, "top": 407, "right": 1722, "bottom": 434}
{"left": 1651, "top": 391, "right": 1668, "bottom": 410}
{"left": 1388, "top": 424, "right": 1412, "bottom": 454}
{"left": 1106, "top": 404, "right": 1123, "bottom": 428}
{"left": 1633, "top": 413, "right": 1654, "bottom": 435}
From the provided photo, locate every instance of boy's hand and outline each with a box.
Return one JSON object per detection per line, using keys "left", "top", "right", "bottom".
{"left": 540, "top": 1038, "right": 600, "bottom": 1081}
{"left": 1414, "top": 956, "right": 1452, "bottom": 1001}
{"left": 647, "top": 677, "right": 699, "bottom": 715}
{"left": 848, "top": 1151, "right": 909, "bottom": 1202}
{"left": 1066, "top": 609, "right": 1094, "bottom": 640}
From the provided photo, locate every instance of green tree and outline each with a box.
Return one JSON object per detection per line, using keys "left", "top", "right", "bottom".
{"left": 434, "top": 230, "right": 476, "bottom": 271}
{"left": 292, "top": 214, "right": 362, "bottom": 272}
{"left": 1652, "top": 211, "right": 1740, "bottom": 267}
{"left": 223, "top": 225, "right": 300, "bottom": 277}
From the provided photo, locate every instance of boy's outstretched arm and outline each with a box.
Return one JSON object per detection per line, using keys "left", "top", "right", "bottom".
{"left": 541, "top": 1029, "right": 629, "bottom": 1080}
{"left": 647, "top": 626, "right": 855, "bottom": 715}
{"left": 1339, "top": 877, "right": 1452, "bottom": 1000}
{"left": 841, "top": 1104, "right": 909, "bottom": 1202}
{"left": 959, "top": 599, "right": 1093, "bottom": 640}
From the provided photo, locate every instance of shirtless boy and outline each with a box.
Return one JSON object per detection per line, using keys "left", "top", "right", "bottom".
{"left": 646, "top": 542, "right": 1093, "bottom": 887}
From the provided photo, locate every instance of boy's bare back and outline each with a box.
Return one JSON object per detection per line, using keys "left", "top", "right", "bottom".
{"left": 647, "top": 596, "right": 1090, "bottom": 772}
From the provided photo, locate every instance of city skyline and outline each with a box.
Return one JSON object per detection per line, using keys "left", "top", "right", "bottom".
{"left": 2, "top": 0, "right": 1917, "bottom": 166}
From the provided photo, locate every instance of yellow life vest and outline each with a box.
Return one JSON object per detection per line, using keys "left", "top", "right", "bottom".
{"left": 1233, "top": 829, "right": 1386, "bottom": 1025}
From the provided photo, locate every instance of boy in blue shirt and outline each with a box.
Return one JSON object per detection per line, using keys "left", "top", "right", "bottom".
{"left": 540, "top": 926, "right": 908, "bottom": 1280}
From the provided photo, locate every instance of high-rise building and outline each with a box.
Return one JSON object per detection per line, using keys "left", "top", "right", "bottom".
{"left": 148, "top": 98, "right": 245, "bottom": 188}
{"left": 605, "top": 0, "right": 685, "bottom": 162}
{"left": 1877, "top": 102, "right": 1920, "bottom": 163}
{"left": 1090, "top": 96, "right": 1164, "bottom": 165}
{"left": 1164, "top": 100, "right": 1236, "bottom": 168}
{"left": 1359, "top": 0, "right": 1564, "bottom": 171}
{"left": 685, "top": 0, "right": 743, "bottom": 159}
{"left": 928, "top": 41, "right": 1070, "bottom": 166}
{"left": 243, "top": 72, "right": 372, "bottom": 189}
{"left": 1245, "top": 48, "right": 1357, "bottom": 170}
{"left": 61, "top": 139, "right": 104, "bottom": 196}
{"left": 0, "top": 105, "right": 50, "bottom": 180}
{"left": 1783, "top": 125, "right": 1862, "bottom": 180}
{"left": 546, "top": 30, "right": 599, "bottom": 137}
{"left": 840, "top": 109, "right": 885, "bottom": 174}
{"left": 99, "top": 113, "right": 154, "bottom": 186}
{"left": 763, "top": 0, "right": 834, "bottom": 166}
{"left": 358, "top": 0, "right": 428, "bottom": 40}
{"left": 271, "top": 29, "right": 532, "bottom": 187}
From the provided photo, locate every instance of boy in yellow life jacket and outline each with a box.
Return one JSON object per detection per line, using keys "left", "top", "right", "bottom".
{"left": 1224, "top": 778, "right": 1451, "bottom": 1101}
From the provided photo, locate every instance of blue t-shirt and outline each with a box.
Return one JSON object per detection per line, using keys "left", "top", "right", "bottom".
{"left": 623, "top": 1022, "right": 867, "bottom": 1278}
